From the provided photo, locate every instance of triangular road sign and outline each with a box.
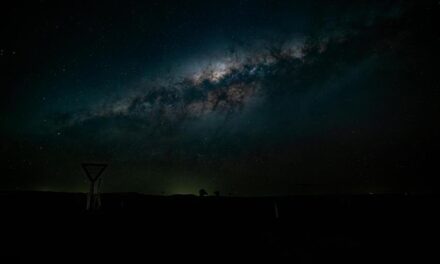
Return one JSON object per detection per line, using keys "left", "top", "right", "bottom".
{"left": 82, "top": 163, "right": 107, "bottom": 182}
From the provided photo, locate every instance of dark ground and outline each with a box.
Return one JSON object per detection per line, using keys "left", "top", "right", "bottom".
{"left": 0, "top": 191, "right": 437, "bottom": 262}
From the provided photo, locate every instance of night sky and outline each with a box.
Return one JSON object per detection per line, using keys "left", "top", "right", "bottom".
{"left": 1, "top": 0, "right": 438, "bottom": 195}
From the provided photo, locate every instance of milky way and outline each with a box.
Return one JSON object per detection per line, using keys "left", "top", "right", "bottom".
{"left": 1, "top": 0, "right": 438, "bottom": 195}
{"left": 55, "top": 38, "right": 310, "bottom": 126}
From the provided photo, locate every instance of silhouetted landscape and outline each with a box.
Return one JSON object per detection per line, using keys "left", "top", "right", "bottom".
{"left": 2, "top": 0, "right": 438, "bottom": 262}
{"left": 1, "top": 191, "right": 436, "bottom": 262}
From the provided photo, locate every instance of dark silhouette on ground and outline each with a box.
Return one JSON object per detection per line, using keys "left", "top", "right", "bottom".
{"left": 0, "top": 191, "right": 436, "bottom": 262}
{"left": 198, "top": 188, "right": 208, "bottom": 197}
{"left": 82, "top": 163, "right": 107, "bottom": 210}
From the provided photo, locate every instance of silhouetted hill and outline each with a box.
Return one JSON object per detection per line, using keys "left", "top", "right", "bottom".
{"left": 0, "top": 191, "right": 436, "bottom": 262}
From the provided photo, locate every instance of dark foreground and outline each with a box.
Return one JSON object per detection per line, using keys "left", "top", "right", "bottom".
{"left": 0, "top": 192, "right": 437, "bottom": 262}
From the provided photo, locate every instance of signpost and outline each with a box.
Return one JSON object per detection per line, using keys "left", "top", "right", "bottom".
{"left": 82, "top": 163, "right": 107, "bottom": 211}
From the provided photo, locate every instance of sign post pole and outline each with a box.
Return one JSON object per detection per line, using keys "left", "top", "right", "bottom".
{"left": 82, "top": 163, "right": 107, "bottom": 211}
